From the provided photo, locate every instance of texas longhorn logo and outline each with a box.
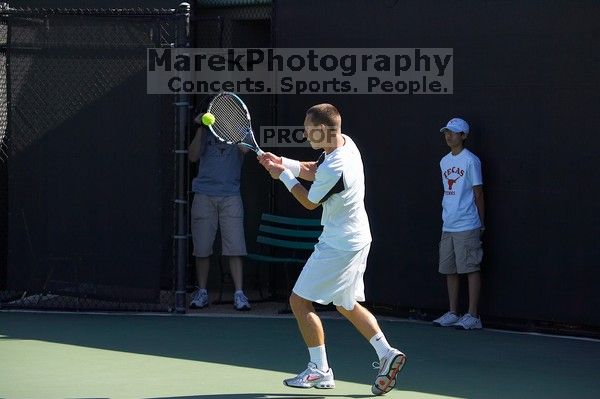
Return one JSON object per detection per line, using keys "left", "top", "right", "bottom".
{"left": 446, "top": 175, "right": 461, "bottom": 190}
{"left": 443, "top": 166, "right": 465, "bottom": 190}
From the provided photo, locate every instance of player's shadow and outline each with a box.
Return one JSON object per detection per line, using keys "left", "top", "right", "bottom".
{"left": 146, "top": 394, "right": 374, "bottom": 399}
{"left": 65, "top": 396, "right": 373, "bottom": 399}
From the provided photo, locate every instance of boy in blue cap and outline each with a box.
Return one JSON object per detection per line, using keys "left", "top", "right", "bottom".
{"left": 433, "top": 118, "right": 485, "bottom": 330}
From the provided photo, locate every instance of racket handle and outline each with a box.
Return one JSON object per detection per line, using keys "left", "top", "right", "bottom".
{"left": 256, "top": 149, "right": 264, "bottom": 156}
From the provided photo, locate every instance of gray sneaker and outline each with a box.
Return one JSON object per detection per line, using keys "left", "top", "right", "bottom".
{"left": 432, "top": 311, "right": 460, "bottom": 327}
{"left": 371, "top": 348, "right": 407, "bottom": 395}
{"left": 189, "top": 288, "right": 208, "bottom": 309}
{"left": 455, "top": 313, "right": 482, "bottom": 330}
{"left": 233, "top": 291, "right": 251, "bottom": 311}
{"left": 283, "top": 362, "right": 335, "bottom": 389}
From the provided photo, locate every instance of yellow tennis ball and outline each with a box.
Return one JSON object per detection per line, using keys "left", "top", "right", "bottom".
{"left": 201, "top": 112, "right": 216, "bottom": 126}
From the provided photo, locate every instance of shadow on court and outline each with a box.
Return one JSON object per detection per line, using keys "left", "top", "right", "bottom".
{"left": 33, "top": 396, "right": 372, "bottom": 399}
{"left": 147, "top": 394, "right": 373, "bottom": 399}
{"left": 1, "top": 312, "right": 600, "bottom": 399}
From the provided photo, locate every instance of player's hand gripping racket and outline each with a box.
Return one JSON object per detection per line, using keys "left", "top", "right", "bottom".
{"left": 204, "top": 92, "right": 264, "bottom": 156}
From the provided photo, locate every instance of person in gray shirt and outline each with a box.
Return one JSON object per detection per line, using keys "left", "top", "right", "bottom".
{"left": 187, "top": 105, "right": 250, "bottom": 311}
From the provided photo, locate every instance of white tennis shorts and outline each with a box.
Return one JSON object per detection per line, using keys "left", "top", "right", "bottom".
{"left": 293, "top": 242, "right": 370, "bottom": 311}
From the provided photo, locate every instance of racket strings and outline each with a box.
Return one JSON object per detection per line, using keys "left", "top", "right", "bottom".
{"left": 210, "top": 95, "right": 251, "bottom": 144}
{"left": 215, "top": 110, "right": 245, "bottom": 142}
{"left": 220, "top": 96, "right": 252, "bottom": 141}
{"left": 211, "top": 101, "right": 241, "bottom": 142}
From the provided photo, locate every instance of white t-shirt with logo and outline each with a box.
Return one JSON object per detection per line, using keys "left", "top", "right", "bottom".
{"left": 307, "top": 134, "right": 372, "bottom": 251}
{"left": 440, "top": 148, "right": 483, "bottom": 232}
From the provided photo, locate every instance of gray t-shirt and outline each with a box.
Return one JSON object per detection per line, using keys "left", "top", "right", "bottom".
{"left": 192, "top": 131, "right": 244, "bottom": 196}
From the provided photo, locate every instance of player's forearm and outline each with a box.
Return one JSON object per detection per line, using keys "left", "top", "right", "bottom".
{"left": 290, "top": 184, "right": 320, "bottom": 210}
{"left": 281, "top": 157, "right": 317, "bottom": 181}
{"left": 278, "top": 169, "right": 320, "bottom": 210}
{"left": 298, "top": 161, "right": 318, "bottom": 181}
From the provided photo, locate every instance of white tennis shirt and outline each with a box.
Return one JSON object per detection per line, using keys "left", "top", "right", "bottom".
{"left": 307, "top": 134, "right": 372, "bottom": 251}
{"left": 440, "top": 148, "right": 483, "bottom": 232}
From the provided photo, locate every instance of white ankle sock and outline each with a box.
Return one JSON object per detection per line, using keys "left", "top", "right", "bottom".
{"left": 308, "top": 345, "right": 329, "bottom": 372}
{"left": 369, "top": 332, "right": 393, "bottom": 360}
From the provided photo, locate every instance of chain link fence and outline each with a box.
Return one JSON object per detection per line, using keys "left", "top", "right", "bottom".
{"left": 0, "top": 13, "right": 6, "bottom": 162}
{"left": 0, "top": 5, "right": 7, "bottom": 308}
{"left": 0, "top": 1, "right": 275, "bottom": 313}
{"left": 0, "top": 5, "right": 181, "bottom": 312}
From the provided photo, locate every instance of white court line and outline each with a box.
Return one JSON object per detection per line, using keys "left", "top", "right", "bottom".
{"left": 1, "top": 308, "right": 599, "bottom": 343}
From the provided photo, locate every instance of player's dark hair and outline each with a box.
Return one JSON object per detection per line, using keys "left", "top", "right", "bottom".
{"left": 306, "top": 103, "right": 341, "bottom": 128}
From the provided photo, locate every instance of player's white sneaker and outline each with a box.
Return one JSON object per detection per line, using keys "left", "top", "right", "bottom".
{"left": 455, "top": 313, "right": 482, "bottom": 330}
{"left": 283, "top": 362, "right": 335, "bottom": 389}
{"left": 371, "top": 348, "right": 406, "bottom": 395}
{"left": 432, "top": 311, "right": 460, "bottom": 327}
{"left": 189, "top": 288, "right": 208, "bottom": 309}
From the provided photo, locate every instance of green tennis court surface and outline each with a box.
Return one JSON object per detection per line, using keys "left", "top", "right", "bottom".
{"left": 1, "top": 312, "right": 599, "bottom": 399}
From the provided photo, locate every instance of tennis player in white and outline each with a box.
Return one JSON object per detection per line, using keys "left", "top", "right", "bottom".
{"left": 258, "top": 104, "right": 406, "bottom": 395}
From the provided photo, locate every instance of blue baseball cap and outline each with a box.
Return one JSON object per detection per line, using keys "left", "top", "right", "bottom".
{"left": 440, "top": 118, "right": 470, "bottom": 135}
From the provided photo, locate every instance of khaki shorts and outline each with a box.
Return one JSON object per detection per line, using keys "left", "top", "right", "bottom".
{"left": 191, "top": 193, "right": 247, "bottom": 257}
{"left": 438, "top": 228, "right": 482, "bottom": 274}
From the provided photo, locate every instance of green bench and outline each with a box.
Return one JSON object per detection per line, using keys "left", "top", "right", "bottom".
{"left": 246, "top": 213, "right": 322, "bottom": 308}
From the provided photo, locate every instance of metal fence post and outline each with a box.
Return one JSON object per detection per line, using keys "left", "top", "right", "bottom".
{"left": 174, "top": 2, "right": 191, "bottom": 314}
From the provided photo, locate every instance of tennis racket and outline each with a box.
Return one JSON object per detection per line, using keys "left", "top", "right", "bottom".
{"left": 205, "top": 92, "right": 264, "bottom": 156}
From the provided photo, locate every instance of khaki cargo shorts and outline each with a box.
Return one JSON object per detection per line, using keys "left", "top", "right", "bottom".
{"left": 439, "top": 228, "right": 483, "bottom": 274}
{"left": 191, "top": 193, "right": 247, "bottom": 257}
